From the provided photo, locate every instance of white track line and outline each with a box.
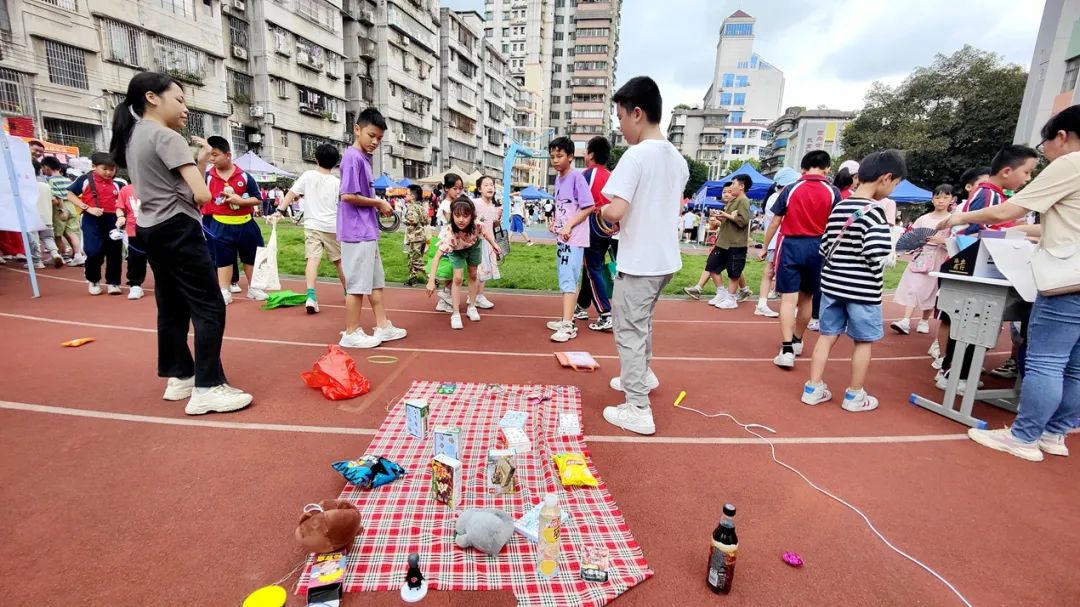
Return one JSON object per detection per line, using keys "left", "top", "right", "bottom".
{"left": 0, "top": 312, "right": 992, "bottom": 363}
{"left": 0, "top": 400, "right": 975, "bottom": 445}
{"left": 1, "top": 266, "right": 909, "bottom": 324}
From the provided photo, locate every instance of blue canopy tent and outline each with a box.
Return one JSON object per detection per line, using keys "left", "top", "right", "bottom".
{"left": 889, "top": 180, "right": 934, "bottom": 203}
{"left": 371, "top": 174, "right": 400, "bottom": 190}
{"left": 398, "top": 178, "right": 412, "bottom": 188}
{"left": 696, "top": 163, "right": 775, "bottom": 200}
{"left": 519, "top": 185, "right": 554, "bottom": 200}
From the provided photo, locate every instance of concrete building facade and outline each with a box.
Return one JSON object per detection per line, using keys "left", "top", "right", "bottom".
{"left": 439, "top": 8, "right": 484, "bottom": 172}
{"left": 703, "top": 10, "right": 784, "bottom": 125}
{"left": 762, "top": 106, "right": 854, "bottom": 176}
{"left": 667, "top": 107, "right": 727, "bottom": 179}
{"left": 1014, "top": 0, "right": 1080, "bottom": 146}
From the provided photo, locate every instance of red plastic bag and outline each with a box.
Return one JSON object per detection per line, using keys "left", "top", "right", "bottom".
{"left": 301, "top": 345, "right": 371, "bottom": 400}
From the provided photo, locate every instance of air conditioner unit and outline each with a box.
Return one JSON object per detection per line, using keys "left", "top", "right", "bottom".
{"left": 250, "top": 105, "right": 265, "bottom": 118}
{"left": 330, "top": 111, "right": 341, "bottom": 122}
{"left": 247, "top": 132, "right": 262, "bottom": 144}
{"left": 232, "top": 45, "right": 248, "bottom": 60}
{"left": 401, "top": 35, "right": 410, "bottom": 47}
{"left": 232, "top": 0, "right": 246, "bottom": 10}
{"left": 221, "top": 2, "right": 231, "bottom": 13}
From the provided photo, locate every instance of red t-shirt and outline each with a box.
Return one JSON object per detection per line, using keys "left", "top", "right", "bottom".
{"left": 583, "top": 163, "right": 611, "bottom": 208}
{"left": 204, "top": 165, "right": 261, "bottom": 216}
{"left": 116, "top": 184, "right": 139, "bottom": 237}
{"left": 770, "top": 174, "right": 841, "bottom": 237}
{"left": 68, "top": 173, "right": 122, "bottom": 213}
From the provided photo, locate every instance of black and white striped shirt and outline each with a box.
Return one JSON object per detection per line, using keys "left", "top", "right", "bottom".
{"left": 819, "top": 197, "right": 893, "bottom": 303}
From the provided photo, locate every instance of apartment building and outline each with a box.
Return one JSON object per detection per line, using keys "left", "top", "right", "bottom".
{"left": 1014, "top": 0, "right": 1080, "bottom": 146}
{"left": 1, "top": 0, "right": 229, "bottom": 155}
{"left": 438, "top": 8, "right": 483, "bottom": 173}
{"left": 703, "top": 10, "right": 784, "bottom": 125}
{"left": 762, "top": 106, "right": 854, "bottom": 176}
{"left": 482, "top": 40, "right": 530, "bottom": 183}
{"left": 667, "top": 107, "right": 728, "bottom": 179}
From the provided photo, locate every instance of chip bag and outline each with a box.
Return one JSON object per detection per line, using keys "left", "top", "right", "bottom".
{"left": 552, "top": 453, "right": 598, "bottom": 487}
{"left": 302, "top": 345, "right": 371, "bottom": 400}
{"left": 332, "top": 455, "right": 406, "bottom": 490}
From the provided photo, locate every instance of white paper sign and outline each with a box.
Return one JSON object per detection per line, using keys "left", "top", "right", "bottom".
{"left": 0, "top": 136, "right": 46, "bottom": 232}
{"left": 981, "top": 237, "right": 1037, "bottom": 303}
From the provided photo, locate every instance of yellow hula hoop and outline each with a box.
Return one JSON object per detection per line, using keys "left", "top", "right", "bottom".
{"left": 367, "top": 355, "right": 400, "bottom": 364}
{"left": 595, "top": 216, "right": 619, "bottom": 236}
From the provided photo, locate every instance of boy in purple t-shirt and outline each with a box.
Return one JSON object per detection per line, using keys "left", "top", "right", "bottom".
{"left": 337, "top": 108, "right": 407, "bottom": 349}
{"left": 545, "top": 137, "right": 594, "bottom": 342}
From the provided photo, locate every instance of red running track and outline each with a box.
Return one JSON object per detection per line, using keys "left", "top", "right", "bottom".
{"left": 1, "top": 266, "right": 1078, "bottom": 606}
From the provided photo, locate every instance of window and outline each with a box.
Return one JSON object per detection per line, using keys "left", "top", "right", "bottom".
{"left": 448, "top": 140, "right": 475, "bottom": 163}
{"left": 183, "top": 109, "right": 217, "bottom": 138}
{"left": 298, "top": 86, "right": 340, "bottom": 118}
{"left": 575, "top": 44, "right": 608, "bottom": 55}
{"left": 154, "top": 0, "right": 192, "bottom": 18}
{"left": 277, "top": 79, "right": 289, "bottom": 98}
{"left": 0, "top": 68, "right": 34, "bottom": 115}
{"left": 152, "top": 37, "right": 208, "bottom": 84}
{"left": 43, "top": 40, "right": 89, "bottom": 89}
{"left": 733, "top": 93, "right": 746, "bottom": 105}
{"left": 719, "top": 92, "right": 732, "bottom": 105}
{"left": 1064, "top": 57, "right": 1080, "bottom": 93}
{"left": 43, "top": 117, "right": 97, "bottom": 151}
{"left": 270, "top": 26, "right": 291, "bottom": 56}
{"left": 327, "top": 53, "right": 340, "bottom": 78}
{"left": 448, "top": 109, "right": 475, "bottom": 133}
{"left": 577, "top": 27, "right": 610, "bottom": 38}
{"left": 302, "top": 134, "right": 332, "bottom": 161}
{"left": 227, "top": 68, "right": 253, "bottom": 103}
{"left": 555, "top": 16, "right": 564, "bottom": 24}
{"left": 280, "top": 130, "right": 289, "bottom": 147}
{"left": 296, "top": 0, "right": 339, "bottom": 33}
{"left": 735, "top": 75, "right": 749, "bottom": 87}
{"left": 550, "top": 110, "right": 560, "bottom": 120}
{"left": 734, "top": 129, "right": 747, "bottom": 138}
{"left": 721, "top": 73, "right": 734, "bottom": 87}
{"left": 552, "top": 80, "right": 561, "bottom": 89}
{"left": 724, "top": 23, "right": 753, "bottom": 36}
{"left": 573, "top": 93, "right": 605, "bottom": 103}
{"left": 553, "top": 48, "right": 562, "bottom": 57}
{"left": 704, "top": 115, "right": 724, "bottom": 128}
{"left": 750, "top": 55, "right": 759, "bottom": 68}
{"left": 502, "top": 43, "right": 508, "bottom": 54}
{"left": 571, "top": 76, "right": 607, "bottom": 86}
{"left": 701, "top": 134, "right": 724, "bottom": 145}
{"left": 571, "top": 110, "right": 604, "bottom": 119}
{"left": 99, "top": 18, "right": 143, "bottom": 68}
{"left": 39, "top": 0, "right": 78, "bottom": 10}
{"left": 232, "top": 126, "right": 249, "bottom": 156}
{"left": 729, "top": 111, "right": 744, "bottom": 123}
{"left": 573, "top": 61, "right": 607, "bottom": 71}
{"left": 456, "top": 53, "right": 477, "bottom": 78}
{"left": 502, "top": 28, "right": 509, "bottom": 37}
{"left": 554, "top": 64, "right": 562, "bottom": 72}
{"left": 737, "top": 61, "right": 749, "bottom": 69}
{"left": 296, "top": 37, "right": 325, "bottom": 70}
{"left": 228, "top": 15, "right": 249, "bottom": 49}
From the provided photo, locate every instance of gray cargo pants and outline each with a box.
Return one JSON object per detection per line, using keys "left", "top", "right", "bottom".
{"left": 612, "top": 271, "right": 672, "bottom": 408}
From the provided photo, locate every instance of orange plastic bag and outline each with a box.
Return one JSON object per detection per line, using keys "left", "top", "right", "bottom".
{"left": 301, "top": 345, "right": 371, "bottom": 400}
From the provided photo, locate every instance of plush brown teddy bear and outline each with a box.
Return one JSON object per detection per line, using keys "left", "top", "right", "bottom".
{"left": 295, "top": 499, "right": 363, "bottom": 553}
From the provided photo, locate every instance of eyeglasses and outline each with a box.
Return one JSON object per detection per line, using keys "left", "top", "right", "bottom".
{"left": 1036, "top": 140, "right": 1047, "bottom": 154}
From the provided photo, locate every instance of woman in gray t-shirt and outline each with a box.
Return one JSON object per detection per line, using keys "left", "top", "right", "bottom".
{"left": 109, "top": 72, "right": 252, "bottom": 415}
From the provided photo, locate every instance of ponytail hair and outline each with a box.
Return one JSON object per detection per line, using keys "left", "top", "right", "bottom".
{"left": 476, "top": 175, "right": 496, "bottom": 193}
{"left": 109, "top": 71, "right": 181, "bottom": 169}
{"left": 443, "top": 172, "right": 462, "bottom": 190}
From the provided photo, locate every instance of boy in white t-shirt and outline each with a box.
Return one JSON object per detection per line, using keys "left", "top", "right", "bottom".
{"left": 600, "top": 76, "right": 689, "bottom": 436}
{"left": 274, "top": 143, "right": 343, "bottom": 314}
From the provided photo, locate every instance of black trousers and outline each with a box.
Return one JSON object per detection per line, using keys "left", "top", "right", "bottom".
{"left": 576, "top": 216, "right": 618, "bottom": 314}
{"left": 82, "top": 212, "right": 123, "bottom": 285}
{"left": 136, "top": 214, "right": 227, "bottom": 387}
{"left": 126, "top": 246, "right": 148, "bottom": 287}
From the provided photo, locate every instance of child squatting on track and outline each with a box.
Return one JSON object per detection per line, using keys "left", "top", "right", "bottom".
{"left": 426, "top": 196, "right": 501, "bottom": 330}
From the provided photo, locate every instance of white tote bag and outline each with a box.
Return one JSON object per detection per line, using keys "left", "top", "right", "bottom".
{"left": 1032, "top": 242, "right": 1080, "bottom": 296}
{"left": 250, "top": 223, "right": 281, "bottom": 291}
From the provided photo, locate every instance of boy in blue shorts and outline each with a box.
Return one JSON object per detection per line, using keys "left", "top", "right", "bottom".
{"left": 545, "top": 136, "right": 594, "bottom": 343}
{"left": 760, "top": 150, "right": 840, "bottom": 369}
{"left": 203, "top": 136, "right": 266, "bottom": 304}
{"left": 801, "top": 150, "right": 905, "bottom": 412}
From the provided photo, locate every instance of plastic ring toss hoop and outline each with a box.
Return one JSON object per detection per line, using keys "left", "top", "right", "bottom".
{"left": 379, "top": 212, "right": 402, "bottom": 232}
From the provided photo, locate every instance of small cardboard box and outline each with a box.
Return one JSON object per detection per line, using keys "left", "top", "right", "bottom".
{"left": 405, "top": 399, "right": 429, "bottom": 439}
{"left": 433, "top": 426, "right": 461, "bottom": 460}
{"left": 307, "top": 550, "right": 347, "bottom": 604}
{"left": 497, "top": 426, "right": 531, "bottom": 453}
{"left": 431, "top": 453, "right": 462, "bottom": 509}
{"left": 498, "top": 410, "right": 528, "bottom": 429}
{"left": 486, "top": 449, "right": 519, "bottom": 494}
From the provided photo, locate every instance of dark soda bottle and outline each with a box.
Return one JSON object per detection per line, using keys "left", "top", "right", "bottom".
{"left": 706, "top": 503, "right": 738, "bottom": 594}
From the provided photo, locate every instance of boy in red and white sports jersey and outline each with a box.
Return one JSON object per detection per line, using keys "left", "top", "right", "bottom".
{"left": 203, "top": 136, "right": 266, "bottom": 304}
{"left": 575, "top": 135, "right": 616, "bottom": 331}
{"left": 114, "top": 183, "right": 148, "bottom": 300}
{"left": 759, "top": 150, "right": 840, "bottom": 369}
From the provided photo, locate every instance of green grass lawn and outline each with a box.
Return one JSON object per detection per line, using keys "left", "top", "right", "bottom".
{"left": 261, "top": 222, "right": 907, "bottom": 296}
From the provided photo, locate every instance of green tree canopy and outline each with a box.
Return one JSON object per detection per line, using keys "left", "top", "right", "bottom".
{"left": 841, "top": 45, "right": 1027, "bottom": 190}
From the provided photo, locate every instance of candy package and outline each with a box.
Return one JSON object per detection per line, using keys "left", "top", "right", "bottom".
{"left": 552, "top": 453, "right": 598, "bottom": 487}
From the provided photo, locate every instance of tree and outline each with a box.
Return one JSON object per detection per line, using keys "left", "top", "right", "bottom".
{"left": 606, "top": 146, "right": 627, "bottom": 171}
{"left": 684, "top": 155, "right": 710, "bottom": 198}
{"left": 841, "top": 45, "right": 1027, "bottom": 189}
{"left": 674, "top": 103, "right": 692, "bottom": 110}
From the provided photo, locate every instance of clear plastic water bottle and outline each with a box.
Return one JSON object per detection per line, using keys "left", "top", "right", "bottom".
{"left": 537, "top": 493, "right": 561, "bottom": 579}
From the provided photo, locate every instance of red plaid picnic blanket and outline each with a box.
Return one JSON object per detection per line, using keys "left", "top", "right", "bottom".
{"left": 296, "top": 380, "right": 652, "bottom": 606}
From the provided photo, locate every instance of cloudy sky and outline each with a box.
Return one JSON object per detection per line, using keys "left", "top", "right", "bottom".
{"left": 444, "top": 0, "right": 1043, "bottom": 126}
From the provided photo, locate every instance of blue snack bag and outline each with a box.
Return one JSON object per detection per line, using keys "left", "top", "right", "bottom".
{"left": 332, "top": 455, "right": 406, "bottom": 490}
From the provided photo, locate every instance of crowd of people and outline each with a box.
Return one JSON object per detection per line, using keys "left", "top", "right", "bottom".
{"left": 6, "top": 69, "right": 1079, "bottom": 460}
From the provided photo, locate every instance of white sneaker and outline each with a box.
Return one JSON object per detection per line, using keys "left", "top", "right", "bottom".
{"left": 438, "top": 289, "right": 452, "bottom": 305}
{"left": 339, "top": 329, "right": 382, "bottom": 348}
{"left": 754, "top": 303, "right": 780, "bottom": 317}
{"left": 931, "top": 357, "right": 943, "bottom": 370}
{"left": 373, "top": 322, "right": 407, "bottom": 342}
{"left": 435, "top": 299, "right": 454, "bottom": 313}
{"left": 801, "top": 382, "right": 832, "bottom": 406}
{"left": 968, "top": 427, "right": 1043, "bottom": 462}
{"left": 127, "top": 285, "right": 145, "bottom": 300}
{"left": 610, "top": 369, "right": 660, "bottom": 393}
{"left": 714, "top": 296, "right": 738, "bottom": 310}
{"left": 306, "top": 297, "right": 319, "bottom": 314}
{"left": 928, "top": 341, "right": 941, "bottom": 360}
{"left": 807, "top": 319, "right": 820, "bottom": 332}
{"left": 466, "top": 306, "right": 481, "bottom": 322}
{"left": 88, "top": 282, "right": 102, "bottom": 296}
{"left": 774, "top": 350, "right": 795, "bottom": 369}
{"left": 474, "top": 294, "right": 495, "bottom": 309}
{"left": 229, "top": 283, "right": 242, "bottom": 294}
{"left": 792, "top": 340, "right": 804, "bottom": 356}
{"left": 1038, "top": 433, "right": 1069, "bottom": 457}
{"left": 185, "top": 384, "right": 253, "bottom": 415}
{"left": 767, "top": 290, "right": 780, "bottom": 300}
{"left": 546, "top": 318, "right": 569, "bottom": 331}
{"left": 221, "top": 288, "right": 233, "bottom": 305}
{"left": 683, "top": 285, "right": 703, "bottom": 300}
{"left": 916, "top": 320, "right": 930, "bottom": 334}
{"left": 573, "top": 306, "right": 590, "bottom": 321}
{"left": 163, "top": 376, "right": 195, "bottom": 401}
{"left": 841, "top": 388, "right": 879, "bottom": 412}
{"left": 602, "top": 403, "right": 656, "bottom": 435}
{"left": 735, "top": 287, "right": 752, "bottom": 302}
{"left": 551, "top": 320, "right": 577, "bottom": 342}
{"left": 935, "top": 370, "right": 983, "bottom": 394}
{"left": 707, "top": 295, "right": 722, "bottom": 306}
{"left": 72, "top": 253, "right": 87, "bottom": 266}
{"left": 33, "top": 261, "right": 45, "bottom": 269}
{"left": 891, "top": 318, "right": 911, "bottom": 335}
{"left": 247, "top": 287, "right": 268, "bottom": 301}
{"left": 450, "top": 313, "right": 464, "bottom": 330}
{"left": 107, "top": 284, "right": 122, "bottom": 295}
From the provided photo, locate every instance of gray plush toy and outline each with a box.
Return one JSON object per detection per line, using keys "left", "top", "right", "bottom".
{"left": 455, "top": 508, "right": 515, "bottom": 556}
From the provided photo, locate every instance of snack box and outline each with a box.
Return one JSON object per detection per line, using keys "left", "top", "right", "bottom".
{"left": 405, "top": 399, "right": 429, "bottom": 439}
{"left": 485, "top": 449, "right": 519, "bottom": 494}
{"left": 431, "top": 453, "right": 462, "bottom": 509}
{"left": 433, "top": 426, "right": 461, "bottom": 460}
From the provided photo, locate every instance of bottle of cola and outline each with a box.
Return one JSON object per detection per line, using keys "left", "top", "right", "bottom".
{"left": 706, "top": 503, "right": 738, "bottom": 594}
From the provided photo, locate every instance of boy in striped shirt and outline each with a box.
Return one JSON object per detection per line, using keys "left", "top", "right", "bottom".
{"left": 801, "top": 151, "right": 906, "bottom": 413}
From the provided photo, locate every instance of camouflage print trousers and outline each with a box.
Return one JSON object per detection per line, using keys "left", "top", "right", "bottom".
{"left": 407, "top": 240, "right": 427, "bottom": 279}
